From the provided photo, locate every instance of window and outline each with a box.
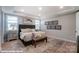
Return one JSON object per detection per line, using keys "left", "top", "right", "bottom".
{"left": 6, "top": 15, "right": 18, "bottom": 31}
{"left": 35, "top": 20, "right": 41, "bottom": 30}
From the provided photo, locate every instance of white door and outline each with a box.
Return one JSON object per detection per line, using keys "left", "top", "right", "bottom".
{"left": 76, "top": 12, "right": 79, "bottom": 38}
{"left": 76, "top": 12, "right": 79, "bottom": 52}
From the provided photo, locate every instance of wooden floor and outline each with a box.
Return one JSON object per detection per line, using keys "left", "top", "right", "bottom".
{"left": 1, "top": 39, "right": 77, "bottom": 53}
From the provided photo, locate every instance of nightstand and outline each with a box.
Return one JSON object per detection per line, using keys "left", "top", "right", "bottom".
{"left": 7, "top": 31, "right": 18, "bottom": 41}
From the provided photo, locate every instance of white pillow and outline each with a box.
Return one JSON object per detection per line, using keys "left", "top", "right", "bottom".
{"left": 21, "top": 28, "right": 32, "bottom": 32}
{"left": 32, "top": 29, "right": 36, "bottom": 32}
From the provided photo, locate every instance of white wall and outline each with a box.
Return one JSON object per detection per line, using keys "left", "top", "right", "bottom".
{"left": 41, "top": 13, "right": 76, "bottom": 42}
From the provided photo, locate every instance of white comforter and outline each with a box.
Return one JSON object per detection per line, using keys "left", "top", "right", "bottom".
{"left": 33, "top": 31, "right": 46, "bottom": 40}
{"left": 20, "top": 32, "right": 33, "bottom": 41}
{"left": 20, "top": 31, "right": 46, "bottom": 41}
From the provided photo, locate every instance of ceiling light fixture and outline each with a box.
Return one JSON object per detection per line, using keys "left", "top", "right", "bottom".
{"left": 60, "top": 6, "right": 64, "bottom": 9}
{"left": 38, "top": 7, "right": 42, "bottom": 11}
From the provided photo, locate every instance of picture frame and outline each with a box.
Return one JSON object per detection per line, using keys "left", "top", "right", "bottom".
{"left": 45, "top": 21, "right": 48, "bottom": 25}
{"left": 55, "top": 25, "right": 61, "bottom": 30}
{"left": 52, "top": 20, "right": 58, "bottom": 25}
{"left": 45, "top": 20, "right": 58, "bottom": 25}
{"left": 47, "top": 25, "right": 56, "bottom": 29}
{"left": 47, "top": 25, "right": 50, "bottom": 29}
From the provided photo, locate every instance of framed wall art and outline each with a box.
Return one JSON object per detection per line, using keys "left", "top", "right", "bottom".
{"left": 45, "top": 20, "right": 62, "bottom": 30}
{"left": 55, "top": 25, "right": 61, "bottom": 30}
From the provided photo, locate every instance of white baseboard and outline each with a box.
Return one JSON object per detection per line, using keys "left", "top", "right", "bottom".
{"left": 47, "top": 36, "right": 76, "bottom": 43}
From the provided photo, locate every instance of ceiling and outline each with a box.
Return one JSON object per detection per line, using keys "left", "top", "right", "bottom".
{"left": 2, "top": 6, "right": 79, "bottom": 19}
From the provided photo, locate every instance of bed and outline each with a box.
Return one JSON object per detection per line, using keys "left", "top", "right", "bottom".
{"left": 18, "top": 24, "right": 47, "bottom": 47}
